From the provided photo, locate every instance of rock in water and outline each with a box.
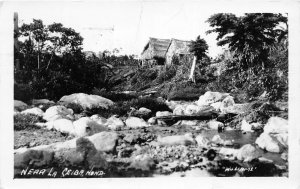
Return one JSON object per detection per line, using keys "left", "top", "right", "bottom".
{"left": 263, "top": 117, "right": 288, "bottom": 134}
{"left": 211, "top": 135, "right": 224, "bottom": 145}
{"left": 195, "top": 135, "right": 210, "bottom": 147}
{"left": 21, "top": 107, "right": 44, "bottom": 117}
{"left": 255, "top": 132, "right": 284, "bottom": 153}
{"left": 87, "top": 131, "right": 118, "bottom": 152}
{"left": 43, "top": 105, "right": 74, "bottom": 121}
{"left": 207, "top": 120, "right": 224, "bottom": 130}
{"left": 59, "top": 93, "right": 114, "bottom": 110}
{"left": 196, "top": 91, "right": 230, "bottom": 106}
{"left": 125, "top": 117, "right": 149, "bottom": 129}
{"left": 157, "top": 133, "right": 195, "bottom": 146}
{"left": 14, "top": 100, "right": 28, "bottom": 111}
{"left": 236, "top": 144, "right": 260, "bottom": 162}
{"left": 156, "top": 111, "right": 173, "bottom": 117}
{"left": 241, "top": 119, "right": 253, "bottom": 132}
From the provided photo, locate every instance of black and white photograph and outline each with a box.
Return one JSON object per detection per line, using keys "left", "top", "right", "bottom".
{"left": 1, "top": 0, "right": 300, "bottom": 187}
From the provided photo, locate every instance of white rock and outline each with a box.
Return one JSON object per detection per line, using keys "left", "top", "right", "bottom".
{"left": 173, "top": 105, "right": 186, "bottom": 115}
{"left": 177, "top": 120, "right": 201, "bottom": 126}
{"left": 138, "top": 107, "right": 152, "bottom": 114}
{"left": 59, "top": 93, "right": 114, "bottom": 110}
{"left": 222, "top": 103, "right": 249, "bottom": 114}
{"left": 219, "top": 147, "right": 238, "bottom": 157}
{"left": 87, "top": 131, "right": 118, "bottom": 152}
{"left": 207, "top": 120, "right": 224, "bottom": 130}
{"left": 236, "top": 144, "right": 260, "bottom": 162}
{"left": 184, "top": 104, "right": 201, "bottom": 115}
{"left": 195, "top": 135, "right": 210, "bottom": 147}
{"left": 21, "top": 107, "right": 44, "bottom": 117}
{"left": 73, "top": 117, "right": 105, "bottom": 137}
{"left": 90, "top": 114, "right": 107, "bottom": 125}
{"left": 196, "top": 91, "right": 230, "bottom": 106}
{"left": 125, "top": 117, "right": 149, "bottom": 129}
{"left": 263, "top": 117, "right": 288, "bottom": 134}
{"left": 105, "top": 116, "right": 125, "bottom": 131}
{"left": 147, "top": 117, "right": 157, "bottom": 125}
{"left": 241, "top": 119, "right": 253, "bottom": 132}
{"left": 220, "top": 96, "right": 235, "bottom": 113}
{"left": 255, "top": 132, "right": 283, "bottom": 153}
{"left": 210, "top": 102, "right": 222, "bottom": 112}
{"left": 211, "top": 135, "right": 224, "bottom": 144}
{"left": 14, "top": 100, "right": 28, "bottom": 111}
{"left": 31, "top": 99, "right": 55, "bottom": 105}
{"left": 157, "top": 133, "right": 195, "bottom": 146}
{"left": 156, "top": 111, "right": 172, "bottom": 117}
{"left": 43, "top": 105, "right": 74, "bottom": 122}
{"left": 52, "top": 119, "right": 75, "bottom": 135}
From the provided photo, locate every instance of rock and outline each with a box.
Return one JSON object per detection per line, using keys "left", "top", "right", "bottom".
{"left": 210, "top": 102, "right": 222, "bottom": 112}
{"left": 147, "top": 117, "right": 157, "bottom": 125}
{"left": 176, "top": 120, "right": 202, "bottom": 126}
{"left": 196, "top": 91, "right": 230, "bottom": 106}
{"left": 241, "top": 119, "right": 253, "bottom": 132}
{"left": 105, "top": 115, "right": 125, "bottom": 131}
{"left": 138, "top": 107, "right": 152, "bottom": 115}
{"left": 14, "top": 150, "right": 54, "bottom": 169}
{"left": 73, "top": 117, "right": 107, "bottom": 137}
{"left": 281, "top": 152, "right": 288, "bottom": 161}
{"left": 206, "top": 149, "right": 217, "bottom": 161}
{"left": 236, "top": 144, "right": 260, "bottom": 162}
{"left": 195, "top": 135, "right": 210, "bottom": 147}
{"left": 31, "top": 99, "right": 55, "bottom": 106}
{"left": 255, "top": 132, "right": 285, "bottom": 153}
{"left": 87, "top": 131, "right": 118, "bottom": 152}
{"left": 173, "top": 105, "right": 186, "bottom": 115}
{"left": 219, "top": 147, "right": 238, "bottom": 157}
{"left": 43, "top": 105, "right": 74, "bottom": 122}
{"left": 185, "top": 105, "right": 215, "bottom": 116}
{"left": 157, "top": 133, "right": 195, "bottom": 146}
{"left": 52, "top": 119, "right": 75, "bottom": 134}
{"left": 156, "top": 111, "right": 172, "bottom": 117}
{"left": 222, "top": 103, "right": 249, "bottom": 114}
{"left": 129, "top": 154, "right": 155, "bottom": 171}
{"left": 220, "top": 96, "right": 235, "bottom": 113}
{"left": 207, "top": 120, "right": 224, "bottom": 130}
{"left": 59, "top": 93, "right": 114, "bottom": 110}
{"left": 274, "top": 101, "right": 288, "bottom": 111}
{"left": 90, "top": 114, "right": 107, "bottom": 125}
{"left": 21, "top": 107, "right": 44, "bottom": 117}
{"left": 251, "top": 122, "right": 263, "bottom": 131}
{"left": 258, "top": 157, "right": 273, "bottom": 163}
{"left": 263, "top": 117, "right": 288, "bottom": 134}
{"left": 124, "top": 133, "right": 140, "bottom": 144}
{"left": 211, "top": 135, "right": 224, "bottom": 145}
{"left": 125, "top": 117, "right": 149, "bottom": 129}
{"left": 14, "top": 100, "right": 28, "bottom": 111}
{"left": 58, "top": 148, "right": 85, "bottom": 166}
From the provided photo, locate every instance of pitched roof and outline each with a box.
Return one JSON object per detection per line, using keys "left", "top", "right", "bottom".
{"left": 141, "top": 37, "right": 171, "bottom": 59}
{"left": 166, "top": 38, "right": 192, "bottom": 55}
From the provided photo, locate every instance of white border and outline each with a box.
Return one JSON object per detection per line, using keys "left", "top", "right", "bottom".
{"left": 1, "top": 1, "right": 300, "bottom": 189}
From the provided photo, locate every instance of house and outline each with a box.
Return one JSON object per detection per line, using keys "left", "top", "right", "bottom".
{"left": 165, "top": 39, "right": 193, "bottom": 66}
{"left": 140, "top": 38, "right": 171, "bottom": 66}
{"left": 141, "top": 37, "right": 193, "bottom": 67}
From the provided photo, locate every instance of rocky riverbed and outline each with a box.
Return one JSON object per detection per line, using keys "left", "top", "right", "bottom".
{"left": 13, "top": 92, "right": 288, "bottom": 178}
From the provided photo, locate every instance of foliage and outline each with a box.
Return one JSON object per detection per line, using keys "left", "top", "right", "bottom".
{"left": 206, "top": 13, "right": 288, "bottom": 101}
{"left": 14, "top": 114, "right": 42, "bottom": 131}
{"left": 189, "top": 35, "right": 209, "bottom": 61}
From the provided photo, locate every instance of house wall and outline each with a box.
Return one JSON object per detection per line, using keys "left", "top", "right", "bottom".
{"left": 165, "top": 40, "right": 192, "bottom": 66}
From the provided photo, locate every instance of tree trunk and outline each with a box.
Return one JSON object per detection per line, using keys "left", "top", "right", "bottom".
{"left": 188, "top": 56, "right": 197, "bottom": 82}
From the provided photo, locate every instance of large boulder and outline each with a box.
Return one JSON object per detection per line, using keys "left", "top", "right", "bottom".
{"left": 125, "top": 117, "right": 149, "bottom": 129}
{"left": 263, "top": 117, "right": 288, "bottom": 134}
{"left": 59, "top": 93, "right": 114, "bottom": 110}
{"left": 156, "top": 111, "right": 173, "bottom": 117}
{"left": 87, "top": 131, "right": 118, "bottom": 152}
{"left": 196, "top": 91, "right": 230, "bottom": 106}
{"left": 255, "top": 132, "right": 287, "bottom": 153}
{"left": 105, "top": 115, "right": 125, "bottom": 131}
{"left": 90, "top": 114, "right": 107, "bottom": 125}
{"left": 43, "top": 105, "right": 74, "bottom": 122}
{"left": 73, "top": 117, "right": 107, "bottom": 137}
{"left": 207, "top": 120, "right": 224, "bottom": 130}
{"left": 14, "top": 100, "right": 28, "bottom": 111}
{"left": 157, "top": 133, "right": 195, "bottom": 146}
{"left": 173, "top": 105, "right": 186, "bottom": 115}
{"left": 21, "top": 107, "right": 44, "bottom": 117}
{"left": 236, "top": 144, "right": 260, "bottom": 162}
{"left": 52, "top": 119, "right": 75, "bottom": 134}
{"left": 240, "top": 119, "right": 253, "bottom": 132}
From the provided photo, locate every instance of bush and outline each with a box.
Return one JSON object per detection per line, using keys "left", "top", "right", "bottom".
{"left": 14, "top": 83, "right": 33, "bottom": 103}
{"left": 14, "top": 114, "right": 42, "bottom": 131}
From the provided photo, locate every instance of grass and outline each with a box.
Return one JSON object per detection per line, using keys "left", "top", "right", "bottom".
{"left": 14, "top": 114, "right": 43, "bottom": 131}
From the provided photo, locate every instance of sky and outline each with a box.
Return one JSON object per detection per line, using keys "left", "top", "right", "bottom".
{"left": 13, "top": 1, "right": 246, "bottom": 58}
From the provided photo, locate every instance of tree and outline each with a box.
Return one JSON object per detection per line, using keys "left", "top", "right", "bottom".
{"left": 206, "top": 13, "right": 288, "bottom": 100}
{"left": 188, "top": 35, "right": 209, "bottom": 82}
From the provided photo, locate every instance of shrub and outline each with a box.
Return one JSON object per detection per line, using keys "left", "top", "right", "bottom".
{"left": 14, "top": 114, "right": 42, "bottom": 131}
{"left": 14, "top": 83, "right": 33, "bottom": 103}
